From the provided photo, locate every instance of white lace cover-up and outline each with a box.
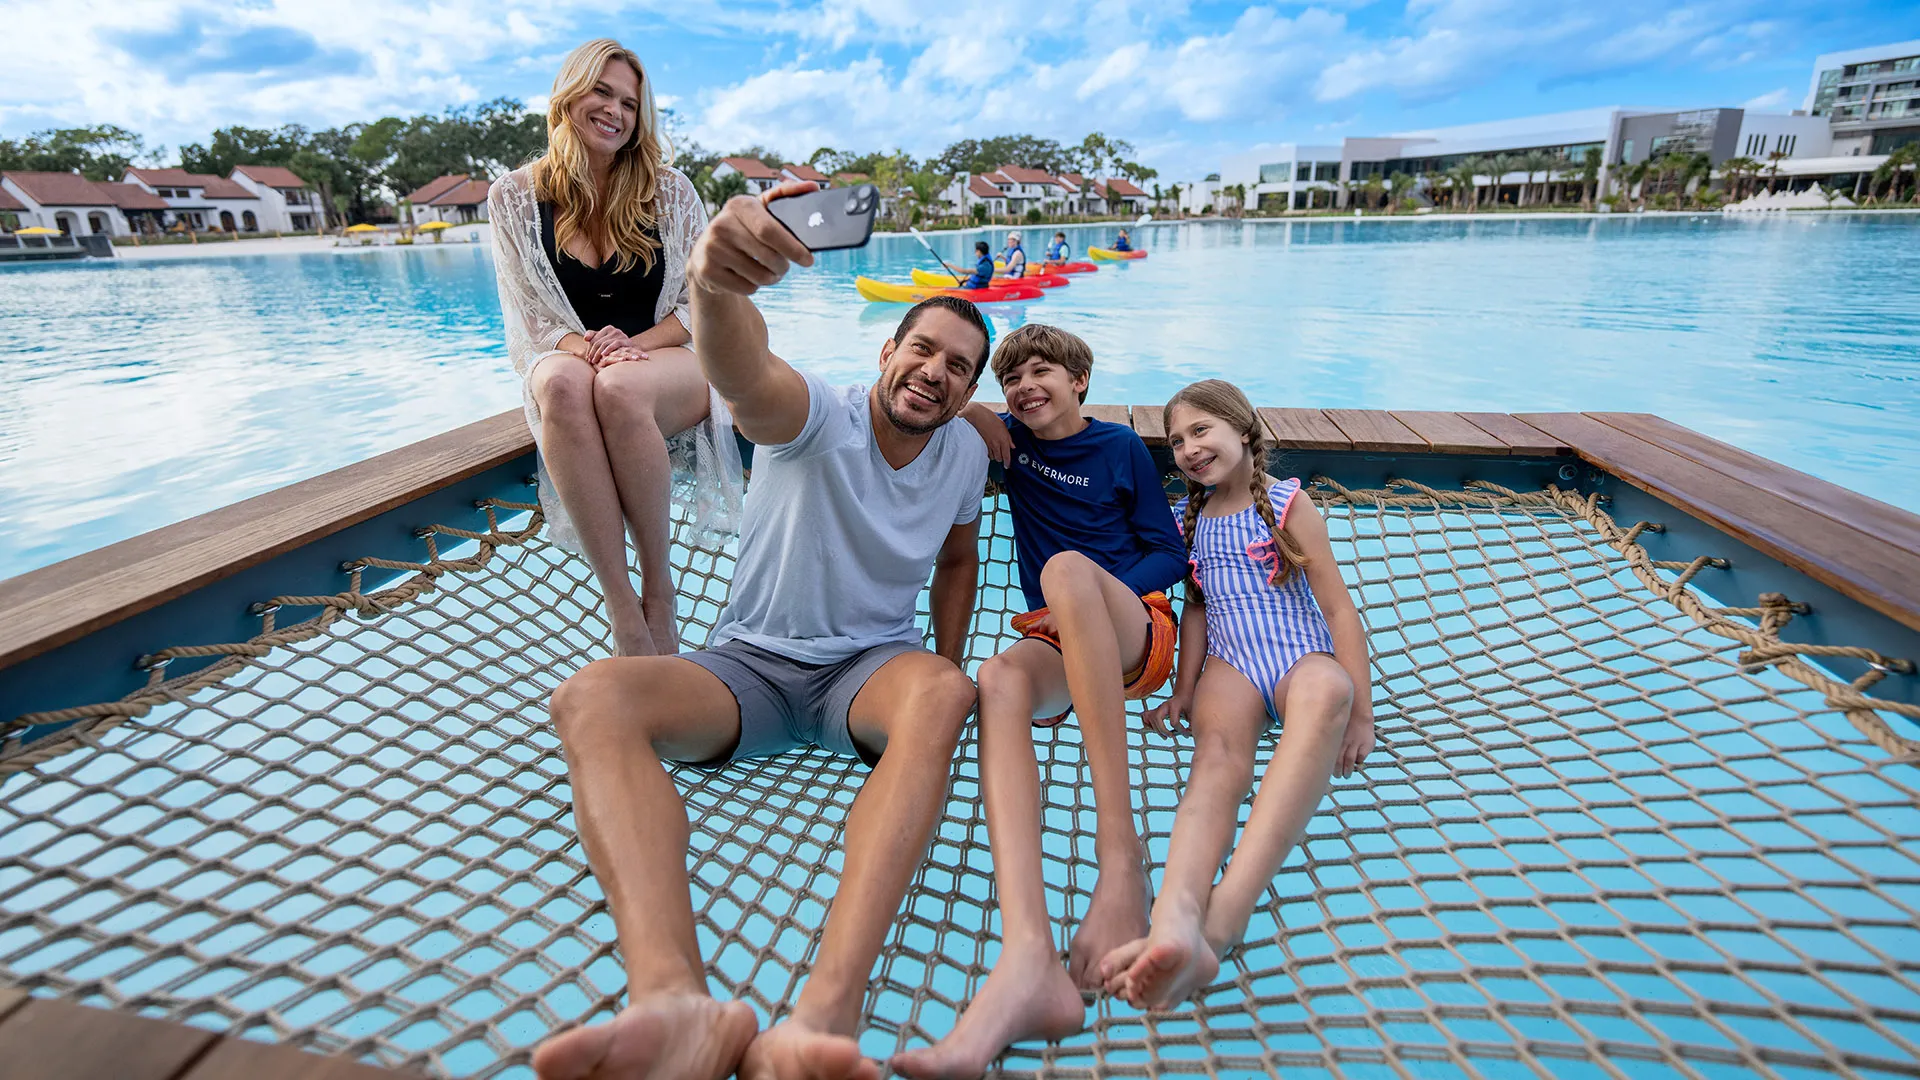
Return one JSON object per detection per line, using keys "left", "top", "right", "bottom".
{"left": 488, "top": 165, "right": 743, "bottom": 551}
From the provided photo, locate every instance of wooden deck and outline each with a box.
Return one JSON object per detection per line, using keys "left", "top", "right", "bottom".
{"left": 0, "top": 988, "right": 405, "bottom": 1079}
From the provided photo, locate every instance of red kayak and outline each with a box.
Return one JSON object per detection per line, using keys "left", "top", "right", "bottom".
{"left": 913, "top": 269, "right": 1070, "bottom": 289}
{"left": 1001, "top": 259, "right": 1097, "bottom": 275}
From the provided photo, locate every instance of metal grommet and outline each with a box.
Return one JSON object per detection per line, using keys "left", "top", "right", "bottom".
{"left": 524, "top": 475, "right": 539, "bottom": 487}
{"left": 413, "top": 526, "right": 435, "bottom": 539}
{"left": 1556, "top": 463, "right": 1578, "bottom": 482}
{"left": 134, "top": 653, "right": 171, "bottom": 672}
{"left": 249, "top": 601, "right": 281, "bottom": 616}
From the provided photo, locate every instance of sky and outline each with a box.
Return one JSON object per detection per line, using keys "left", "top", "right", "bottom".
{"left": 4, "top": 0, "right": 1918, "bottom": 178}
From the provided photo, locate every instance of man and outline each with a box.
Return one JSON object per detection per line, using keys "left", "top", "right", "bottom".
{"left": 998, "top": 231, "right": 1027, "bottom": 278}
{"left": 534, "top": 180, "right": 992, "bottom": 1080}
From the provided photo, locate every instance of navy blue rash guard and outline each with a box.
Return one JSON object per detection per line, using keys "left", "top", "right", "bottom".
{"left": 999, "top": 413, "right": 1188, "bottom": 611}
{"left": 963, "top": 253, "right": 994, "bottom": 289}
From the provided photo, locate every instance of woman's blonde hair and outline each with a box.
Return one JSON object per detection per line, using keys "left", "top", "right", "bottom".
{"left": 532, "top": 38, "right": 673, "bottom": 275}
{"left": 1163, "top": 379, "right": 1309, "bottom": 601}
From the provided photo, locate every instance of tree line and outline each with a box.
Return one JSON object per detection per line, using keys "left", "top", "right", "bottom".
{"left": 4, "top": 113, "right": 1163, "bottom": 228}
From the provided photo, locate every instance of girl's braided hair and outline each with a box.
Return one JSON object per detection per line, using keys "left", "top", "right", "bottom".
{"left": 1164, "top": 379, "right": 1310, "bottom": 606}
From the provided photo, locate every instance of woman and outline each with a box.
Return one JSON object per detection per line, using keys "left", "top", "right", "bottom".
{"left": 490, "top": 38, "right": 741, "bottom": 657}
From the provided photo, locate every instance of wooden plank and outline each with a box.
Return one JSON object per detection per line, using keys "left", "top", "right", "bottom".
{"left": 1082, "top": 403, "right": 1130, "bottom": 427}
{"left": 1322, "top": 409, "right": 1429, "bottom": 453}
{"left": 1456, "top": 412, "right": 1569, "bottom": 456}
{"left": 182, "top": 1036, "right": 408, "bottom": 1079}
{"left": 1390, "top": 411, "right": 1512, "bottom": 455}
{"left": 1258, "top": 408, "right": 1350, "bottom": 451}
{"left": 0, "top": 998, "right": 217, "bottom": 1080}
{"left": 0, "top": 410, "right": 532, "bottom": 670}
{"left": 1131, "top": 403, "right": 1168, "bottom": 445}
{"left": 1588, "top": 412, "right": 1920, "bottom": 561}
{"left": 1516, "top": 412, "right": 1920, "bottom": 631}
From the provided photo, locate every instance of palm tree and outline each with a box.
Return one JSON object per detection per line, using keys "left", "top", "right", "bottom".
{"left": 1361, "top": 173, "right": 1385, "bottom": 212}
{"left": 1717, "top": 157, "right": 1756, "bottom": 203}
{"left": 1387, "top": 171, "right": 1414, "bottom": 213}
{"left": 1624, "top": 159, "right": 1651, "bottom": 210}
{"left": 1517, "top": 150, "right": 1552, "bottom": 207}
{"left": 1485, "top": 153, "right": 1516, "bottom": 207}
{"left": 1765, "top": 150, "right": 1788, "bottom": 193}
{"left": 1451, "top": 159, "right": 1484, "bottom": 212}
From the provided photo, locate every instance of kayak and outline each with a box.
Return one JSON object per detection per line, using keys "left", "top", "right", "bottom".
{"left": 912, "top": 268, "right": 1069, "bottom": 289}
{"left": 1088, "top": 247, "right": 1146, "bottom": 261}
{"left": 855, "top": 276, "right": 1045, "bottom": 304}
{"left": 997, "top": 259, "right": 1097, "bottom": 274}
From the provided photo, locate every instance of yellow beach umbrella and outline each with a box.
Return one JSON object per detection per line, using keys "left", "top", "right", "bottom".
{"left": 345, "top": 223, "right": 380, "bottom": 233}
{"left": 16, "top": 226, "right": 61, "bottom": 235}
{"left": 416, "top": 221, "right": 453, "bottom": 231}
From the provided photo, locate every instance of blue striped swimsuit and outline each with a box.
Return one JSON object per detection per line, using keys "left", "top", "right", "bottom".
{"left": 1175, "top": 478, "right": 1336, "bottom": 724}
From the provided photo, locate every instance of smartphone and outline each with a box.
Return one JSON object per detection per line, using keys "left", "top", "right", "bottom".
{"left": 768, "top": 183, "right": 879, "bottom": 252}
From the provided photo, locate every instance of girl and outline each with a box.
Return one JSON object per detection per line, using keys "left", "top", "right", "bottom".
{"left": 489, "top": 38, "right": 741, "bottom": 658}
{"left": 1099, "top": 378, "right": 1375, "bottom": 1010}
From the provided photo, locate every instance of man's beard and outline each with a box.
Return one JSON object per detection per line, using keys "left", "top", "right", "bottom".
{"left": 879, "top": 373, "right": 955, "bottom": 436}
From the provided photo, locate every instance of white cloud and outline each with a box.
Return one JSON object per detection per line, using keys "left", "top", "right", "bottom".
{"left": 1742, "top": 87, "right": 1791, "bottom": 110}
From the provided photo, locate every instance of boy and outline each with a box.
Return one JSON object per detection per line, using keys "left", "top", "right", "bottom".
{"left": 961, "top": 240, "right": 994, "bottom": 289}
{"left": 894, "top": 325, "right": 1186, "bottom": 1080}
{"left": 1046, "top": 230, "right": 1072, "bottom": 261}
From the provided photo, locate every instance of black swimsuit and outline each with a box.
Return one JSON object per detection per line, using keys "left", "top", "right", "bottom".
{"left": 539, "top": 203, "right": 665, "bottom": 336}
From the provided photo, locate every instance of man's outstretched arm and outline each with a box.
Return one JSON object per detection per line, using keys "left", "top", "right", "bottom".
{"left": 687, "top": 180, "right": 819, "bottom": 445}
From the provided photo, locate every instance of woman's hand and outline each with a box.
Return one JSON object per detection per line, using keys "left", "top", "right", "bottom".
{"left": 596, "top": 346, "right": 650, "bottom": 368}
{"left": 585, "top": 325, "right": 638, "bottom": 364}
{"left": 1142, "top": 690, "right": 1193, "bottom": 737}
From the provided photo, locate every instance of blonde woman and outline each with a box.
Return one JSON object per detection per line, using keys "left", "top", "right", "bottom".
{"left": 490, "top": 38, "right": 741, "bottom": 658}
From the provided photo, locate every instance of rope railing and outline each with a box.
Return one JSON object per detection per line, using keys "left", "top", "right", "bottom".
{"left": 1, "top": 476, "right": 1915, "bottom": 1078}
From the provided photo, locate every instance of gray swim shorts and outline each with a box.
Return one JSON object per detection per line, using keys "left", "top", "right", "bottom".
{"left": 680, "top": 638, "right": 925, "bottom": 767}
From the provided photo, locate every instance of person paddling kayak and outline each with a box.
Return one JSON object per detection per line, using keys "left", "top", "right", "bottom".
{"left": 1046, "top": 231, "right": 1072, "bottom": 261}
{"left": 1111, "top": 228, "right": 1133, "bottom": 252}
{"left": 998, "top": 232, "right": 1028, "bottom": 278}
{"left": 963, "top": 240, "right": 995, "bottom": 289}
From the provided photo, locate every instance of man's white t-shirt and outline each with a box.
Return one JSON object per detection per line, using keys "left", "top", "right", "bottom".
{"left": 709, "top": 369, "right": 989, "bottom": 664}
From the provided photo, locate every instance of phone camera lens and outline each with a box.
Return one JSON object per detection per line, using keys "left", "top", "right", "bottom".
{"left": 845, "top": 193, "right": 863, "bottom": 213}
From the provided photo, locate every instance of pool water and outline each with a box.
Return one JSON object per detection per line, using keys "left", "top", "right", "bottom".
{"left": 2, "top": 214, "right": 1917, "bottom": 579}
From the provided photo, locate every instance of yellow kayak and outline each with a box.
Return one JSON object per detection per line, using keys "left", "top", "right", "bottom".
{"left": 854, "top": 276, "right": 1045, "bottom": 304}
{"left": 1088, "top": 246, "right": 1147, "bottom": 261}
{"left": 911, "top": 268, "right": 1068, "bottom": 288}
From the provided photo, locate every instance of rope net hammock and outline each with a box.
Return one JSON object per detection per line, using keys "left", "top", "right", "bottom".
{"left": 2, "top": 476, "right": 1917, "bottom": 1078}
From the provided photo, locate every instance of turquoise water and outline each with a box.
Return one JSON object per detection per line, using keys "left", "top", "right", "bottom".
{"left": 3, "top": 214, "right": 1918, "bottom": 579}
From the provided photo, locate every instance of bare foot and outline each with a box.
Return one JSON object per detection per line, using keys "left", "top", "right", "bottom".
{"left": 642, "top": 597, "right": 681, "bottom": 655}
{"left": 1067, "top": 868, "right": 1149, "bottom": 988}
{"left": 610, "top": 604, "right": 656, "bottom": 658}
{"left": 1096, "top": 937, "right": 1148, "bottom": 992}
{"left": 739, "top": 1020, "right": 876, "bottom": 1080}
{"left": 532, "top": 991, "right": 756, "bottom": 1080}
{"left": 1113, "top": 914, "right": 1219, "bottom": 1010}
{"left": 890, "top": 945, "right": 1084, "bottom": 1080}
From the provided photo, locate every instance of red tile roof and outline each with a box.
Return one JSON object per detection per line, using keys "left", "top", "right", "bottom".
{"left": 407, "top": 174, "right": 470, "bottom": 204}
{"left": 0, "top": 187, "right": 25, "bottom": 211}
{"left": 721, "top": 157, "right": 781, "bottom": 179}
{"left": 234, "top": 164, "right": 311, "bottom": 189}
{"left": 995, "top": 165, "right": 1060, "bottom": 186}
{"left": 782, "top": 163, "right": 829, "bottom": 182}
{"left": 832, "top": 171, "right": 869, "bottom": 184}
{"left": 1104, "top": 177, "right": 1147, "bottom": 197}
{"left": 99, "top": 182, "right": 170, "bottom": 210}
{"left": 967, "top": 175, "right": 1003, "bottom": 199}
{"left": 124, "top": 167, "right": 257, "bottom": 199}
{"left": 1056, "top": 172, "right": 1086, "bottom": 191}
{"left": 429, "top": 178, "right": 492, "bottom": 206}
{"left": 2, "top": 170, "right": 116, "bottom": 206}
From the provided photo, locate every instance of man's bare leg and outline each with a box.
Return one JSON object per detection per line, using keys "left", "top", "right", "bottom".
{"left": 1036, "top": 552, "right": 1154, "bottom": 987}
{"left": 594, "top": 349, "right": 712, "bottom": 655}
{"left": 740, "top": 651, "right": 976, "bottom": 1080}
{"left": 891, "top": 641, "right": 1084, "bottom": 1080}
{"left": 533, "top": 656, "right": 756, "bottom": 1080}
{"left": 531, "top": 353, "right": 654, "bottom": 657}
{"left": 1105, "top": 655, "right": 1352, "bottom": 1010}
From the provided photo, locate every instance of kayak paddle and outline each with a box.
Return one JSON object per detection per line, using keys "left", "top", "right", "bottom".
{"left": 909, "top": 227, "right": 966, "bottom": 285}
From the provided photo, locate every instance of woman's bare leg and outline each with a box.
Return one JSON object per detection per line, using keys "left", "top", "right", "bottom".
{"left": 593, "top": 347, "right": 712, "bottom": 655}
{"left": 530, "top": 352, "right": 652, "bottom": 656}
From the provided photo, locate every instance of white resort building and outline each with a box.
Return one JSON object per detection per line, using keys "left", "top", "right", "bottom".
{"left": 123, "top": 168, "right": 266, "bottom": 233}
{"left": 404, "top": 175, "right": 492, "bottom": 225}
{"left": 1807, "top": 39, "right": 1920, "bottom": 157}
{"left": 712, "top": 158, "right": 781, "bottom": 195}
{"left": 228, "top": 166, "right": 327, "bottom": 231}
